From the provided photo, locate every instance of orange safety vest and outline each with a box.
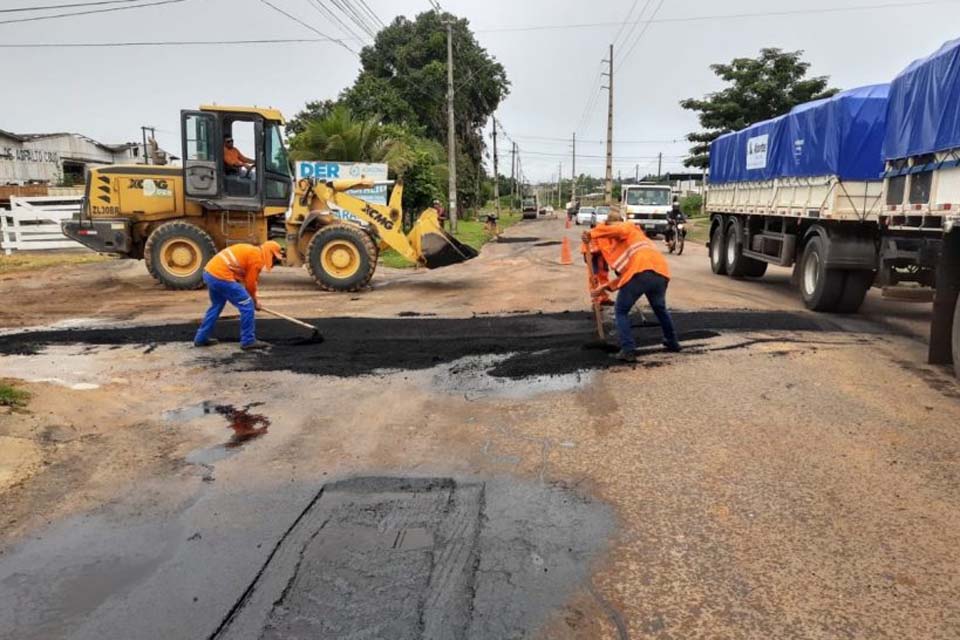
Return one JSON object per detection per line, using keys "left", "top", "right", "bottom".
{"left": 224, "top": 145, "right": 253, "bottom": 168}
{"left": 588, "top": 222, "right": 670, "bottom": 288}
{"left": 205, "top": 244, "right": 267, "bottom": 298}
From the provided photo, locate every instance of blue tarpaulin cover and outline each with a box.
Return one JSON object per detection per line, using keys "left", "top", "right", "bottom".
{"left": 709, "top": 84, "right": 889, "bottom": 184}
{"left": 884, "top": 37, "right": 960, "bottom": 160}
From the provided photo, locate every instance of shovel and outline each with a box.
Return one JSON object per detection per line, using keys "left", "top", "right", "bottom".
{"left": 260, "top": 306, "right": 323, "bottom": 341}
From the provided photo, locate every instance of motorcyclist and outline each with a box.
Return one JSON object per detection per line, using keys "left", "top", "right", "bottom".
{"left": 666, "top": 199, "right": 687, "bottom": 243}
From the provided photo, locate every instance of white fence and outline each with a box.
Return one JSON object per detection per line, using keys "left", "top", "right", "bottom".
{"left": 0, "top": 195, "right": 85, "bottom": 255}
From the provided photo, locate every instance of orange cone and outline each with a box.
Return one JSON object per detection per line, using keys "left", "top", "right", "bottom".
{"left": 559, "top": 237, "right": 573, "bottom": 265}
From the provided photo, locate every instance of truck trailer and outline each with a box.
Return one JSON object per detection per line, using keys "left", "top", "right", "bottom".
{"left": 704, "top": 39, "right": 960, "bottom": 378}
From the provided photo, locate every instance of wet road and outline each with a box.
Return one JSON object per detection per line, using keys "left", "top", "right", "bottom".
{"left": 1, "top": 217, "right": 959, "bottom": 639}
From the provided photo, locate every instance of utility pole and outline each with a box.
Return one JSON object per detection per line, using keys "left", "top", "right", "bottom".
{"left": 492, "top": 118, "right": 501, "bottom": 219}
{"left": 602, "top": 44, "right": 614, "bottom": 204}
{"left": 557, "top": 162, "right": 562, "bottom": 208}
{"left": 657, "top": 152, "right": 663, "bottom": 181}
{"left": 635, "top": 164, "right": 639, "bottom": 183}
{"left": 444, "top": 19, "right": 458, "bottom": 232}
{"left": 510, "top": 141, "right": 517, "bottom": 209}
{"left": 571, "top": 132, "right": 576, "bottom": 204}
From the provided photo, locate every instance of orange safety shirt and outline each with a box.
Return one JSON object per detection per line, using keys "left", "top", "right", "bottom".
{"left": 204, "top": 244, "right": 267, "bottom": 299}
{"left": 224, "top": 145, "right": 253, "bottom": 168}
{"left": 588, "top": 222, "right": 670, "bottom": 289}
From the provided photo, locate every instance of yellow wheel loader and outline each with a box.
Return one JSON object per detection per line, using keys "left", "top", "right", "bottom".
{"left": 62, "top": 105, "right": 477, "bottom": 291}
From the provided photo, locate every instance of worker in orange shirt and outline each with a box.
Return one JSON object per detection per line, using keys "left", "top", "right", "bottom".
{"left": 580, "top": 235, "right": 613, "bottom": 306}
{"left": 193, "top": 241, "right": 284, "bottom": 351}
{"left": 223, "top": 134, "right": 255, "bottom": 176}
{"left": 584, "top": 208, "right": 680, "bottom": 361}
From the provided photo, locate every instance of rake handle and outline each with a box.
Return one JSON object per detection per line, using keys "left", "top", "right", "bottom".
{"left": 259, "top": 306, "right": 318, "bottom": 332}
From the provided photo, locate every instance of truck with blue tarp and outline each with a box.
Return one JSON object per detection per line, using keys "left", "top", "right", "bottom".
{"left": 705, "top": 40, "right": 960, "bottom": 377}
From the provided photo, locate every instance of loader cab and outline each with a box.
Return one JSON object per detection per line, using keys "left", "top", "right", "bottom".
{"left": 180, "top": 105, "right": 292, "bottom": 211}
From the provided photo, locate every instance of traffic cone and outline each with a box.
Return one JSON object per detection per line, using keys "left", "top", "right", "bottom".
{"left": 559, "top": 237, "right": 573, "bottom": 265}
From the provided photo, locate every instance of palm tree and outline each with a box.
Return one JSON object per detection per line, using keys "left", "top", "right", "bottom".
{"left": 289, "top": 105, "right": 411, "bottom": 169}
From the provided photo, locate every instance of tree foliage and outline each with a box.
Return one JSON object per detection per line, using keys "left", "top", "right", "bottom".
{"left": 286, "top": 10, "right": 509, "bottom": 212}
{"left": 681, "top": 48, "right": 838, "bottom": 169}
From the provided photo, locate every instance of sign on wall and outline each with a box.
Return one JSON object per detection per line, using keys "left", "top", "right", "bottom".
{"left": 295, "top": 161, "right": 388, "bottom": 204}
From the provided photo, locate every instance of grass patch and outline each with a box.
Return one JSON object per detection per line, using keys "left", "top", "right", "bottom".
{"left": 380, "top": 211, "right": 523, "bottom": 269}
{"left": 685, "top": 217, "right": 711, "bottom": 244}
{"left": 0, "top": 251, "right": 111, "bottom": 274}
{"left": 0, "top": 382, "right": 30, "bottom": 409}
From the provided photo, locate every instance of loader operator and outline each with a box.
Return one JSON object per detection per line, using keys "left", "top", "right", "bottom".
{"left": 583, "top": 208, "right": 681, "bottom": 362}
{"left": 223, "top": 135, "right": 255, "bottom": 176}
{"left": 193, "top": 241, "right": 283, "bottom": 351}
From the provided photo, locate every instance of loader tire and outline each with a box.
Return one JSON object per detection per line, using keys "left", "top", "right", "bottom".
{"left": 143, "top": 221, "right": 216, "bottom": 290}
{"left": 306, "top": 224, "right": 378, "bottom": 292}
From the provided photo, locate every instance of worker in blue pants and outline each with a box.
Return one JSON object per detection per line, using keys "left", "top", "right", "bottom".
{"left": 194, "top": 242, "right": 282, "bottom": 350}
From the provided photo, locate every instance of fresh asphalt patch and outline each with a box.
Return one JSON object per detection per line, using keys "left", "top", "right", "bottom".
{"left": 210, "top": 477, "right": 614, "bottom": 640}
{"left": 0, "top": 310, "right": 844, "bottom": 379}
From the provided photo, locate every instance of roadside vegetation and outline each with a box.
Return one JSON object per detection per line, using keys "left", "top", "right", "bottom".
{"left": 0, "top": 251, "right": 110, "bottom": 274}
{"left": 0, "top": 381, "right": 30, "bottom": 409}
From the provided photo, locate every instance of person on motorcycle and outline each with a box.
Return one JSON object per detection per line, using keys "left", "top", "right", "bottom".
{"left": 665, "top": 200, "right": 687, "bottom": 243}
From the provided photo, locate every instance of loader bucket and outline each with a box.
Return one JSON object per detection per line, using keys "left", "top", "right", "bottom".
{"left": 408, "top": 209, "right": 479, "bottom": 269}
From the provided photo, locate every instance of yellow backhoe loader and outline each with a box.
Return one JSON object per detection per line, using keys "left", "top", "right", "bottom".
{"left": 62, "top": 105, "right": 477, "bottom": 291}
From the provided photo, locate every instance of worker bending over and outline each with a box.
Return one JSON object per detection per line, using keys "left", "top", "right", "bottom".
{"left": 584, "top": 208, "right": 681, "bottom": 362}
{"left": 194, "top": 241, "right": 283, "bottom": 351}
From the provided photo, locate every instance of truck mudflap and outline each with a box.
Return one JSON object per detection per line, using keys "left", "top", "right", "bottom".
{"left": 61, "top": 218, "right": 133, "bottom": 255}
{"left": 929, "top": 229, "right": 960, "bottom": 367}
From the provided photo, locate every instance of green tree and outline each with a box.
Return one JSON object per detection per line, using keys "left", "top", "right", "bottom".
{"left": 681, "top": 48, "right": 838, "bottom": 169}
{"left": 288, "top": 105, "right": 409, "bottom": 167}
{"left": 285, "top": 99, "right": 336, "bottom": 137}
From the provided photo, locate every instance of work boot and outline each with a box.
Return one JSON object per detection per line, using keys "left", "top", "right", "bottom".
{"left": 613, "top": 350, "right": 637, "bottom": 363}
{"left": 194, "top": 338, "right": 219, "bottom": 347}
{"left": 241, "top": 340, "right": 272, "bottom": 351}
{"left": 662, "top": 340, "right": 682, "bottom": 353}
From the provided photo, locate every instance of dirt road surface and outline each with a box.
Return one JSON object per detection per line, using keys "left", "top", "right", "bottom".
{"left": 1, "top": 217, "right": 959, "bottom": 639}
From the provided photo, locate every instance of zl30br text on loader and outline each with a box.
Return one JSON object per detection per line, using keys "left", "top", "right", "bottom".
{"left": 63, "top": 105, "right": 477, "bottom": 292}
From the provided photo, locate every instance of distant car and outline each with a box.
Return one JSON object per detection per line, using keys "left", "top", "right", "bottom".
{"left": 576, "top": 206, "right": 597, "bottom": 225}
{"left": 593, "top": 205, "right": 611, "bottom": 226}
{"left": 543, "top": 206, "right": 554, "bottom": 216}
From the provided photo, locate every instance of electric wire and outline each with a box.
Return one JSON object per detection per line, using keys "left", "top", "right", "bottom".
{"left": 0, "top": 0, "right": 151, "bottom": 12}
{"left": 257, "top": 0, "right": 357, "bottom": 54}
{"left": 0, "top": 0, "right": 185, "bottom": 25}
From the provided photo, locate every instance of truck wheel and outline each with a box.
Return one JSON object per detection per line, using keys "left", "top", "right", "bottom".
{"left": 799, "top": 236, "right": 844, "bottom": 311}
{"left": 835, "top": 270, "right": 874, "bottom": 314}
{"left": 306, "top": 224, "right": 378, "bottom": 292}
{"left": 143, "top": 221, "right": 216, "bottom": 290}
{"left": 710, "top": 220, "right": 727, "bottom": 275}
{"left": 724, "top": 219, "right": 767, "bottom": 278}
{"left": 952, "top": 294, "right": 960, "bottom": 379}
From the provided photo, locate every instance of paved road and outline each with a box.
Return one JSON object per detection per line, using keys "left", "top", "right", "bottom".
{"left": 1, "top": 217, "right": 959, "bottom": 639}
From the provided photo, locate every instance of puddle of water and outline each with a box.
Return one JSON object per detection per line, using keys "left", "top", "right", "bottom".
{"left": 167, "top": 402, "right": 271, "bottom": 467}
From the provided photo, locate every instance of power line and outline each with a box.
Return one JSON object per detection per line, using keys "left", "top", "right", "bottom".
{"left": 329, "top": 0, "right": 376, "bottom": 38}
{"left": 0, "top": 37, "right": 348, "bottom": 48}
{"left": 0, "top": 0, "right": 148, "bottom": 13}
{"left": 0, "top": 0, "right": 185, "bottom": 25}
{"left": 356, "top": 0, "right": 384, "bottom": 28}
{"left": 473, "top": 0, "right": 960, "bottom": 33}
{"left": 511, "top": 134, "right": 685, "bottom": 144}
{"left": 258, "top": 0, "right": 357, "bottom": 54}
{"left": 306, "top": 0, "right": 368, "bottom": 44}
{"left": 616, "top": 0, "right": 665, "bottom": 71}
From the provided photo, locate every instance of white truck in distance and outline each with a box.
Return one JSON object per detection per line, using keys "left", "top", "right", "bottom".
{"left": 621, "top": 184, "right": 673, "bottom": 237}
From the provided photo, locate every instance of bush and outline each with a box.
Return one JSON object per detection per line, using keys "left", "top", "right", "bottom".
{"left": 681, "top": 194, "right": 704, "bottom": 218}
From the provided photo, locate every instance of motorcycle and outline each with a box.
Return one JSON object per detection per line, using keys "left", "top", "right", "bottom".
{"left": 666, "top": 219, "right": 686, "bottom": 255}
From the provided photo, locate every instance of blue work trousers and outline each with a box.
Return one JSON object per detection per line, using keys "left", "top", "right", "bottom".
{"left": 194, "top": 272, "right": 256, "bottom": 346}
{"left": 614, "top": 270, "right": 679, "bottom": 352}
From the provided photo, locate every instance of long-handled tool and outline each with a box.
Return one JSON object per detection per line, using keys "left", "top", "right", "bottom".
{"left": 260, "top": 306, "right": 324, "bottom": 342}
{"left": 585, "top": 257, "right": 606, "bottom": 340}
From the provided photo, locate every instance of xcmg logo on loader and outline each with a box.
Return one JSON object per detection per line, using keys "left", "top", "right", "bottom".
{"left": 364, "top": 206, "right": 394, "bottom": 230}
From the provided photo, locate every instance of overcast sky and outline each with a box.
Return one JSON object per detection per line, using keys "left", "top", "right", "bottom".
{"left": 3, "top": 0, "right": 960, "bottom": 181}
